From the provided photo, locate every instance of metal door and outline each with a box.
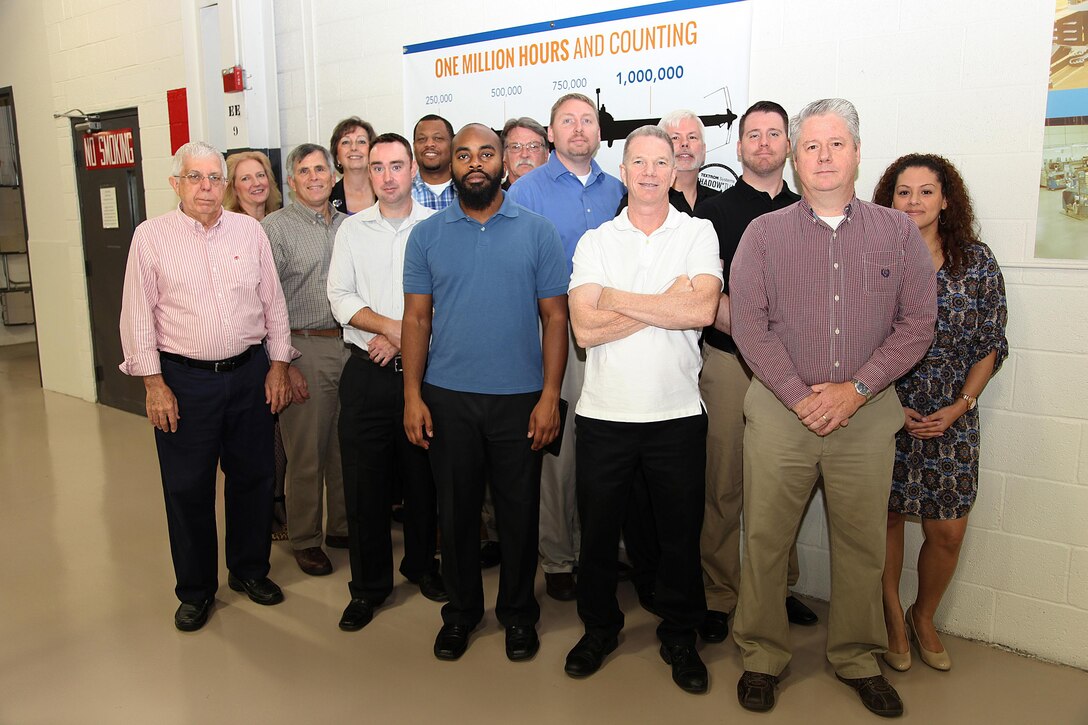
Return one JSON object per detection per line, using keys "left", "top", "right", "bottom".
{"left": 72, "top": 109, "right": 146, "bottom": 415}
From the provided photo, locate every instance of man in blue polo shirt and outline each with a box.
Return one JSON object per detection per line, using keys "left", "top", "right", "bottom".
{"left": 507, "top": 93, "right": 625, "bottom": 602}
{"left": 402, "top": 123, "right": 569, "bottom": 663}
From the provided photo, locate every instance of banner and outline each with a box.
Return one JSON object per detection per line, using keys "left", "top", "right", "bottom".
{"left": 404, "top": 0, "right": 753, "bottom": 189}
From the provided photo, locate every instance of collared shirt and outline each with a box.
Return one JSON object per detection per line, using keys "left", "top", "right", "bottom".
{"left": 327, "top": 200, "right": 435, "bottom": 351}
{"left": 119, "top": 207, "right": 298, "bottom": 376}
{"left": 694, "top": 176, "right": 801, "bottom": 353}
{"left": 730, "top": 196, "right": 937, "bottom": 409}
{"left": 263, "top": 202, "right": 345, "bottom": 330}
{"left": 507, "top": 152, "right": 625, "bottom": 271}
{"left": 411, "top": 173, "right": 458, "bottom": 211}
{"left": 403, "top": 193, "right": 568, "bottom": 395}
{"left": 570, "top": 206, "right": 723, "bottom": 423}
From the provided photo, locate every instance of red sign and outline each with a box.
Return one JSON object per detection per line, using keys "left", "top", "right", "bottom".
{"left": 82, "top": 128, "right": 136, "bottom": 169}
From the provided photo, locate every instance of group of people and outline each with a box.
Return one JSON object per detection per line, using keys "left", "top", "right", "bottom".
{"left": 118, "top": 91, "right": 1008, "bottom": 719}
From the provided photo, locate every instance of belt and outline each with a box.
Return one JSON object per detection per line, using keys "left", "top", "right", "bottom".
{"left": 347, "top": 343, "right": 402, "bottom": 373}
{"left": 160, "top": 345, "right": 258, "bottom": 372}
{"left": 291, "top": 328, "right": 342, "bottom": 338}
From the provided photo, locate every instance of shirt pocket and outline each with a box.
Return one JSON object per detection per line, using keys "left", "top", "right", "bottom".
{"left": 863, "top": 250, "right": 903, "bottom": 296}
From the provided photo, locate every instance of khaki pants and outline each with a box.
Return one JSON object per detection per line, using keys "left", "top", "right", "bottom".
{"left": 699, "top": 346, "right": 799, "bottom": 613}
{"left": 278, "top": 334, "right": 349, "bottom": 549}
{"left": 733, "top": 378, "right": 900, "bottom": 678}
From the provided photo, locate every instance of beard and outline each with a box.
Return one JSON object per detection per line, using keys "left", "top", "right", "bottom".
{"left": 454, "top": 169, "right": 503, "bottom": 210}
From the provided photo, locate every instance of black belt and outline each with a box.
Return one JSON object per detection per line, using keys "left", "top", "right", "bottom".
{"left": 347, "top": 343, "right": 402, "bottom": 373}
{"left": 160, "top": 345, "right": 258, "bottom": 372}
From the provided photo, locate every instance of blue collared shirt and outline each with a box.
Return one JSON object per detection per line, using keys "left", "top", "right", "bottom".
{"left": 411, "top": 173, "right": 458, "bottom": 211}
{"left": 507, "top": 153, "right": 625, "bottom": 272}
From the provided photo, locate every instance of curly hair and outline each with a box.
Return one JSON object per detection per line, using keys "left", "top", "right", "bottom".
{"left": 224, "top": 150, "right": 282, "bottom": 216}
{"left": 872, "top": 153, "right": 979, "bottom": 276}
{"left": 329, "top": 117, "right": 377, "bottom": 174}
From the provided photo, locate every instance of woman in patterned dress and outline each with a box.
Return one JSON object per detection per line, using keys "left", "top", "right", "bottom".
{"left": 872, "top": 154, "right": 1008, "bottom": 672}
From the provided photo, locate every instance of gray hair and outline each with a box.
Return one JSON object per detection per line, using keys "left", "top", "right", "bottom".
{"left": 657, "top": 109, "right": 704, "bottom": 136}
{"left": 789, "top": 98, "right": 860, "bottom": 154}
{"left": 172, "top": 141, "right": 227, "bottom": 178}
{"left": 286, "top": 143, "right": 335, "bottom": 177}
{"left": 501, "top": 116, "right": 547, "bottom": 145}
{"left": 622, "top": 125, "right": 675, "bottom": 164}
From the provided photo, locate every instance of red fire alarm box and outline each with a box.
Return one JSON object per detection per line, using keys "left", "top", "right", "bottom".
{"left": 222, "top": 66, "right": 245, "bottom": 93}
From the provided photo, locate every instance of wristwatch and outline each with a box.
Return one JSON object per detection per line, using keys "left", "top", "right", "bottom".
{"left": 852, "top": 378, "right": 873, "bottom": 401}
{"left": 960, "top": 393, "right": 977, "bottom": 410}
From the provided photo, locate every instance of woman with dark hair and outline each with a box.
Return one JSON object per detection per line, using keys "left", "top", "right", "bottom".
{"left": 329, "top": 117, "right": 377, "bottom": 214}
{"left": 225, "top": 150, "right": 283, "bottom": 220}
{"left": 873, "top": 154, "right": 1008, "bottom": 672}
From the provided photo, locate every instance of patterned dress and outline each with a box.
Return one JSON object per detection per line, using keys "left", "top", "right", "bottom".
{"left": 889, "top": 242, "right": 1008, "bottom": 520}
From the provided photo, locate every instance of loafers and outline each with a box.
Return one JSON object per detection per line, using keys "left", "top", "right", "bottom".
{"left": 227, "top": 573, "right": 284, "bottom": 605}
{"left": 659, "top": 643, "right": 708, "bottom": 694}
{"left": 415, "top": 571, "right": 449, "bottom": 603}
{"left": 737, "top": 670, "right": 778, "bottom": 712}
{"left": 699, "top": 609, "right": 729, "bottom": 643}
{"left": 785, "top": 594, "right": 818, "bottom": 626}
{"left": 505, "top": 624, "right": 540, "bottom": 661}
{"left": 324, "top": 534, "right": 349, "bottom": 549}
{"left": 480, "top": 540, "right": 501, "bottom": 569}
{"left": 434, "top": 623, "right": 473, "bottom": 660}
{"left": 564, "top": 634, "right": 618, "bottom": 678}
{"left": 837, "top": 674, "right": 904, "bottom": 718}
{"left": 338, "top": 598, "right": 375, "bottom": 632}
{"left": 906, "top": 605, "right": 951, "bottom": 671}
{"left": 293, "top": 546, "right": 333, "bottom": 576}
{"left": 545, "top": 572, "right": 576, "bottom": 601}
{"left": 174, "top": 598, "right": 213, "bottom": 632}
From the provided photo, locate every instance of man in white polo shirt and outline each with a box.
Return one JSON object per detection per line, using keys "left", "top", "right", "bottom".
{"left": 565, "top": 125, "right": 722, "bottom": 694}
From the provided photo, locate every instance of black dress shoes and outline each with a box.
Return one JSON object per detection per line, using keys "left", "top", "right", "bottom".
{"left": 174, "top": 598, "right": 212, "bottom": 632}
{"left": 338, "top": 599, "right": 375, "bottom": 632}
{"left": 564, "top": 634, "right": 618, "bottom": 678}
{"left": 837, "top": 674, "right": 904, "bottom": 718}
{"left": 434, "top": 623, "right": 473, "bottom": 660}
{"left": 324, "top": 534, "right": 349, "bottom": 549}
{"left": 785, "top": 594, "right": 818, "bottom": 626}
{"left": 505, "top": 624, "right": 540, "bottom": 661}
{"left": 545, "top": 571, "right": 577, "bottom": 601}
{"left": 479, "top": 540, "right": 501, "bottom": 569}
{"left": 227, "top": 573, "right": 284, "bottom": 605}
{"left": 660, "top": 643, "right": 708, "bottom": 694}
{"left": 415, "top": 571, "right": 449, "bottom": 602}
{"left": 699, "top": 609, "right": 729, "bottom": 643}
{"left": 737, "top": 670, "right": 778, "bottom": 712}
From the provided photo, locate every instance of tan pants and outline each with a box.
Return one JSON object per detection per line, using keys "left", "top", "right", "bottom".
{"left": 699, "top": 346, "right": 799, "bottom": 613}
{"left": 278, "top": 334, "right": 350, "bottom": 549}
{"left": 733, "top": 378, "right": 900, "bottom": 678}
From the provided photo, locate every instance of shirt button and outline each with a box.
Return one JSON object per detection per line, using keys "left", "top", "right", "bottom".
{"left": 834, "top": 361, "right": 840, "bottom": 367}
{"left": 832, "top": 233, "right": 837, "bottom": 239}
{"left": 834, "top": 295, "right": 840, "bottom": 301}
{"left": 833, "top": 263, "right": 839, "bottom": 269}
{"left": 480, "top": 227, "right": 485, "bottom": 231}
{"left": 835, "top": 328, "right": 840, "bottom": 334}
{"left": 586, "top": 208, "right": 591, "bottom": 213}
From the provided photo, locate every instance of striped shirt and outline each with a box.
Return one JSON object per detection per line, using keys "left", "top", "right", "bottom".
{"left": 119, "top": 207, "right": 298, "bottom": 376}
{"left": 411, "top": 173, "right": 458, "bottom": 211}
{"left": 730, "top": 197, "right": 937, "bottom": 409}
{"left": 263, "top": 202, "right": 344, "bottom": 330}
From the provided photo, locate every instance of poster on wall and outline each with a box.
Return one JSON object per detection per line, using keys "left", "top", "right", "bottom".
{"left": 1037, "top": 0, "right": 1088, "bottom": 261}
{"left": 403, "top": 0, "right": 752, "bottom": 190}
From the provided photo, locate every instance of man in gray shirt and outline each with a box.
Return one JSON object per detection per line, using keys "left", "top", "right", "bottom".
{"left": 263, "top": 143, "right": 350, "bottom": 577}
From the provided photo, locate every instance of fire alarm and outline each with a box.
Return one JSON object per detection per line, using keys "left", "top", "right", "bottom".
{"left": 222, "top": 66, "right": 245, "bottom": 93}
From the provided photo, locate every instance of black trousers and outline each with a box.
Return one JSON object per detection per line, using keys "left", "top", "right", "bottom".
{"left": 575, "top": 412, "right": 708, "bottom": 646}
{"left": 339, "top": 353, "right": 437, "bottom": 604}
{"left": 423, "top": 384, "right": 542, "bottom": 628}
{"left": 155, "top": 351, "right": 274, "bottom": 604}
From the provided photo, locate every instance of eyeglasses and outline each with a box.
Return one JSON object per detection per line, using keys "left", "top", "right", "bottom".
{"left": 507, "top": 141, "right": 545, "bottom": 152}
{"left": 175, "top": 172, "right": 226, "bottom": 185}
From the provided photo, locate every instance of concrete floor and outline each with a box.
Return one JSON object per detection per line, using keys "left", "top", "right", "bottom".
{"left": 1, "top": 341, "right": 1086, "bottom": 724}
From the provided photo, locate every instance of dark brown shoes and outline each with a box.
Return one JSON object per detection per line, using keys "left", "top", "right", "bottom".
{"left": 737, "top": 671, "right": 778, "bottom": 712}
{"left": 294, "top": 547, "right": 333, "bottom": 576}
{"left": 837, "top": 674, "right": 904, "bottom": 718}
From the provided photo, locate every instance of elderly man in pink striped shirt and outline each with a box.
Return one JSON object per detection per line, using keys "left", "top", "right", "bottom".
{"left": 119, "top": 141, "right": 299, "bottom": 633}
{"left": 729, "top": 100, "right": 936, "bottom": 718}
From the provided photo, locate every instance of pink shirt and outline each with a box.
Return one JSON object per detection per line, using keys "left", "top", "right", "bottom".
{"left": 119, "top": 207, "right": 298, "bottom": 376}
{"left": 730, "top": 197, "right": 937, "bottom": 409}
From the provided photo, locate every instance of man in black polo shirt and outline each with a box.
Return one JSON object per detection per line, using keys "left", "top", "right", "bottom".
{"left": 692, "top": 100, "right": 818, "bottom": 643}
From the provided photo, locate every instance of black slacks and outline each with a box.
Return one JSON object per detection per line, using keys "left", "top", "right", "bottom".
{"left": 423, "top": 383, "right": 542, "bottom": 628}
{"left": 155, "top": 350, "right": 274, "bottom": 604}
{"left": 575, "top": 412, "right": 708, "bottom": 646}
{"left": 339, "top": 353, "right": 437, "bottom": 604}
